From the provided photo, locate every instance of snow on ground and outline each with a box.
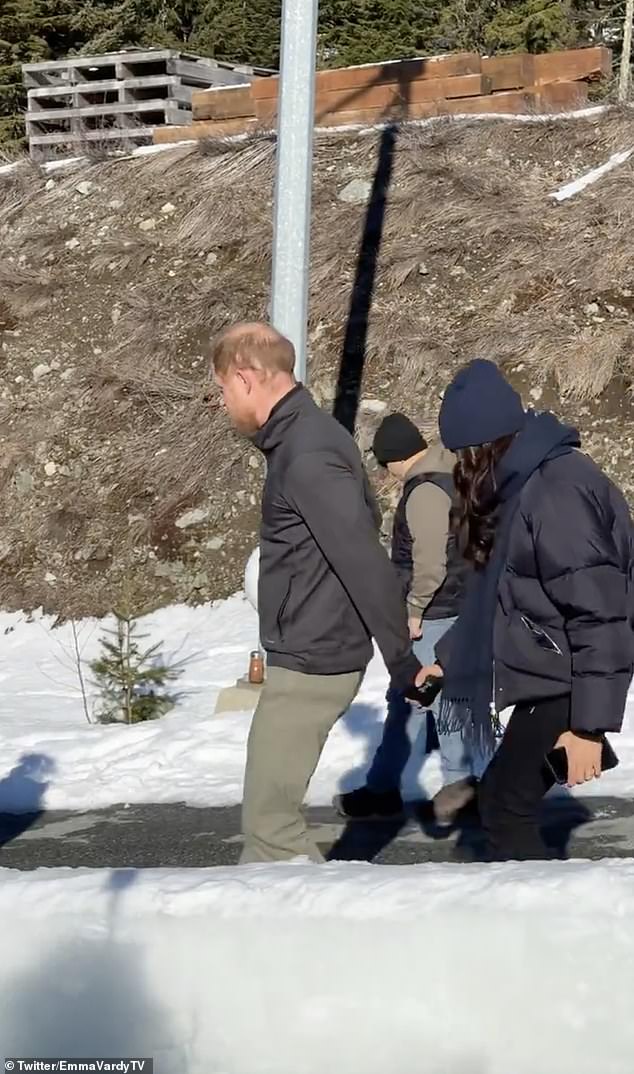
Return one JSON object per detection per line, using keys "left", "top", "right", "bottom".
{"left": 0, "top": 596, "right": 632, "bottom": 813}
{"left": 1, "top": 601, "right": 633, "bottom": 1073}
{"left": 551, "top": 144, "right": 634, "bottom": 201}
{"left": 0, "top": 597, "right": 444, "bottom": 812}
{"left": 0, "top": 859, "right": 633, "bottom": 1073}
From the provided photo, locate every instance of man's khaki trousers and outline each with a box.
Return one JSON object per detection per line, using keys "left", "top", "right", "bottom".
{"left": 240, "top": 665, "right": 363, "bottom": 863}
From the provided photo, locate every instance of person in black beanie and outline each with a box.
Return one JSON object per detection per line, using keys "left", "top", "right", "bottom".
{"left": 371, "top": 413, "right": 427, "bottom": 468}
{"left": 421, "top": 359, "right": 634, "bottom": 860}
{"left": 335, "top": 413, "right": 483, "bottom": 824}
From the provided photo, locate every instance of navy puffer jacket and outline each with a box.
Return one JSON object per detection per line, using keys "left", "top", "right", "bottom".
{"left": 493, "top": 449, "right": 634, "bottom": 732}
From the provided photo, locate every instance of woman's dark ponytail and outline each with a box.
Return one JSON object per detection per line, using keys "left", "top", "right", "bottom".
{"left": 453, "top": 435, "right": 514, "bottom": 568}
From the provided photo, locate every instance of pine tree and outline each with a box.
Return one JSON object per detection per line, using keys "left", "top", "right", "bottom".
{"left": 91, "top": 609, "right": 183, "bottom": 724}
{"left": 0, "top": 0, "right": 119, "bottom": 151}
{"left": 484, "top": 0, "right": 580, "bottom": 54}
{"left": 0, "top": 0, "right": 618, "bottom": 151}
{"left": 0, "top": 0, "right": 45, "bottom": 150}
{"left": 190, "top": 0, "right": 281, "bottom": 69}
{"left": 318, "top": 0, "right": 440, "bottom": 68}
{"left": 78, "top": 0, "right": 199, "bottom": 54}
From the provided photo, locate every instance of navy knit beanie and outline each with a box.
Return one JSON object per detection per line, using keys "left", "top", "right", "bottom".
{"left": 439, "top": 359, "right": 526, "bottom": 451}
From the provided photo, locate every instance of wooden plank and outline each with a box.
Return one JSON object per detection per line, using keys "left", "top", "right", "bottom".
{"left": 28, "top": 75, "right": 178, "bottom": 101}
{"left": 315, "top": 100, "right": 442, "bottom": 128}
{"left": 167, "top": 57, "right": 251, "bottom": 88}
{"left": 532, "top": 46, "right": 612, "bottom": 84}
{"left": 441, "top": 90, "right": 539, "bottom": 116}
{"left": 23, "top": 70, "right": 66, "bottom": 88}
{"left": 316, "top": 82, "right": 587, "bottom": 127}
{"left": 323, "top": 72, "right": 490, "bottom": 112}
{"left": 317, "top": 53, "right": 483, "bottom": 92}
{"left": 535, "top": 80, "right": 589, "bottom": 109}
{"left": 153, "top": 124, "right": 195, "bottom": 144}
{"left": 165, "top": 103, "right": 192, "bottom": 125}
{"left": 26, "top": 99, "right": 171, "bottom": 124}
{"left": 22, "top": 50, "right": 174, "bottom": 85}
{"left": 251, "top": 53, "right": 482, "bottom": 101}
{"left": 482, "top": 54, "right": 535, "bottom": 91}
{"left": 153, "top": 117, "right": 259, "bottom": 144}
{"left": 192, "top": 85, "right": 256, "bottom": 121}
{"left": 170, "top": 56, "right": 273, "bottom": 79}
{"left": 256, "top": 73, "right": 491, "bottom": 122}
{"left": 29, "top": 127, "right": 154, "bottom": 146}
{"left": 23, "top": 50, "right": 175, "bottom": 76}
{"left": 169, "top": 84, "right": 194, "bottom": 106}
{"left": 444, "top": 81, "right": 588, "bottom": 116}
{"left": 153, "top": 125, "right": 196, "bottom": 145}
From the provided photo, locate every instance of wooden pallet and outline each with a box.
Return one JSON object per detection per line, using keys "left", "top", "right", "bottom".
{"left": 23, "top": 48, "right": 275, "bottom": 161}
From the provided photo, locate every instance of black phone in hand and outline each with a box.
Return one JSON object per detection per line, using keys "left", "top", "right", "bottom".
{"left": 405, "top": 675, "right": 443, "bottom": 708}
{"left": 545, "top": 737, "right": 619, "bottom": 785}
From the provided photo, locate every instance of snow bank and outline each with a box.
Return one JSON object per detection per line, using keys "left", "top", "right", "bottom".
{"left": 0, "top": 599, "right": 632, "bottom": 812}
{"left": 0, "top": 600, "right": 448, "bottom": 811}
{"left": 0, "top": 860, "right": 632, "bottom": 1073}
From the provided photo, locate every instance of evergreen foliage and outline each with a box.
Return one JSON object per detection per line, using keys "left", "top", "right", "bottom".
{"left": 0, "top": 1, "right": 621, "bottom": 151}
{"left": 91, "top": 609, "right": 183, "bottom": 724}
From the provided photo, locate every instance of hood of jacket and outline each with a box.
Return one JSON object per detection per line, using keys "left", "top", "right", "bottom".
{"left": 495, "top": 410, "right": 580, "bottom": 503}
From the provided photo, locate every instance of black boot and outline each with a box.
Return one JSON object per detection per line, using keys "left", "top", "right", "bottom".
{"left": 333, "top": 785, "right": 404, "bottom": 820}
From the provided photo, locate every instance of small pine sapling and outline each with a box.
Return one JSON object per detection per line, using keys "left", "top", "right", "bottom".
{"left": 91, "top": 609, "right": 183, "bottom": 724}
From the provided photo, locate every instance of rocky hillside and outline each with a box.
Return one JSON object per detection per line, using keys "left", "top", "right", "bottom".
{"left": 1, "top": 107, "right": 633, "bottom": 618}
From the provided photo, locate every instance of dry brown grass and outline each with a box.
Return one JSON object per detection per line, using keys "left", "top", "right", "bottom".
{"left": 0, "top": 162, "right": 45, "bottom": 228}
{"left": 0, "top": 260, "right": 58, "bottom": 317}
{"left": 120, "top": 404, "right": 242, "bottom": 528}
{"left": 1, "top": 106, "right": 634, "bottom": 615}
{"left": 90, "top": 235, "right": 157, "bottom": 278}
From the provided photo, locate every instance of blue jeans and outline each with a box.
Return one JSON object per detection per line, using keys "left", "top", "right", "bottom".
{"left": 366, "top": 617, "right": 478, "bottom": 793}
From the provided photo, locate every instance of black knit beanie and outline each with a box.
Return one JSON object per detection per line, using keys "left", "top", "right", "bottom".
{"left": 372, "top": 413, "right": 427, "bottom": 465}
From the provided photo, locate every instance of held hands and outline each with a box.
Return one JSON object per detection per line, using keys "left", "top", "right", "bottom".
{"left": 555, "top": 730, "right": 603, "bottom": 786}
{"left": 405, "top": 663, "right": 443, "bottom": 709}
{"left": 415, "top": 663, "right": 443, "bottom": 689}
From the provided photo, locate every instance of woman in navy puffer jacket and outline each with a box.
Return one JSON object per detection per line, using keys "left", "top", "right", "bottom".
{"left": 430, "top": 360, "right": 634, "bottom": 861}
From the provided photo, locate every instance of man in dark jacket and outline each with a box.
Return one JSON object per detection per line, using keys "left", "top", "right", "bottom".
{"left": 211, "top": 322, "right": 422, "bottom": 862}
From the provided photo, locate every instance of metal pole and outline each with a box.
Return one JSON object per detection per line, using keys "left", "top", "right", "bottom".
{"left": 270, "top": 0, "right": 318, "bottom": 383}
{"left": 619, "top": 0, "right": 634, "bottom": 102}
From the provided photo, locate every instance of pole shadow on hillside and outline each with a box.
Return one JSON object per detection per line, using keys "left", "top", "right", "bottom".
{"left": 333, "top": 65, "right": 412, "bottom": 433}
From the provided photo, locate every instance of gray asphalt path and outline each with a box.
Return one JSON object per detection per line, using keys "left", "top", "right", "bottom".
{"left": 1, "top": 796, "right": 633, "bottom": 869}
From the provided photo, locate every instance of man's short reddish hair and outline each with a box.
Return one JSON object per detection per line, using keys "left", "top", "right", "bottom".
{"left": 212, "top": 321, "right": 295, "bottom": 376}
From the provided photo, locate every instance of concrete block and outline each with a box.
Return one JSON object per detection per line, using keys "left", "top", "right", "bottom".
{"left": 214, "top": 676, "right": 263, "bottom": 714}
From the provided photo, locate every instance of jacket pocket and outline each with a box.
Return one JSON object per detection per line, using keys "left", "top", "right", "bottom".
{"left": 276, "top": 579, "right": 293, "bottom": 642}
{"left": 497, "top": 609, "right": 570, "bottom": 683}
{"left": 519, "top": 615, "right": 563, "bottom": 655}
